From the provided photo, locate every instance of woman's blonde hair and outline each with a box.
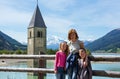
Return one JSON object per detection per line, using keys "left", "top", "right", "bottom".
{"left": 68, "top": 29, "right": 79, "bottom": 40}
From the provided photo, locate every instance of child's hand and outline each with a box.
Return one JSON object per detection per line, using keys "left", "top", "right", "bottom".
{"left": 54, "top": 70, "right": 57, "bottom": 73}
{"left": 83, "top": 55, "right": 88, "bottom": 68}
{"left": 83, "top": 61, "right": 88, "bottom": 68}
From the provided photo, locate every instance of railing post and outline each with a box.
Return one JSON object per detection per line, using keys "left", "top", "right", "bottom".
{"left": 38, "top": 52, "right": 46, "bottom": 79}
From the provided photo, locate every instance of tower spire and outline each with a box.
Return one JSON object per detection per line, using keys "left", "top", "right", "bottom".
{"left": 37, "top": 0, "right": 38, "bottom": 5}
{"left": 28, "top": 0, "right": 46, "bottom": 28}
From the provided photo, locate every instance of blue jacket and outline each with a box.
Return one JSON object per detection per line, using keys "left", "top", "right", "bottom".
{"left": 66, "top": 53, "right": 77, "bottom": 71}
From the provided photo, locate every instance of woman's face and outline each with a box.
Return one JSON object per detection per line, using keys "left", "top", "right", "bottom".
{"left": 70, "top": 32, "right": 76, "bottom": 41}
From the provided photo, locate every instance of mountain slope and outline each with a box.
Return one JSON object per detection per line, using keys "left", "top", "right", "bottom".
{"left": 0, "top": 31, "right": 22, "bottom": 46}
{"left": 0, "top": 34, "right": 14, "bottom": 50}
{"left": 0, "top": 31, "right": 26, "bottom": 50}
{"left": 86, "top": 28, "right": 120, "bottom": 52}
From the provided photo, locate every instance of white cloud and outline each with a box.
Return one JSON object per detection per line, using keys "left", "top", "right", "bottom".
{"left": 0, "top": 5, "right": 31, "bottom": 26}
{"left": 40, "top": 0, "right": 75, "bottom": 11}
{"left": 1, "top": 0, "right": 120, "bottom": 42}
{"left": 66, "top": 0, "right": 120, "bottom": 29}
{"left": 45, "top": 16, "right": 74, "bottom": 33}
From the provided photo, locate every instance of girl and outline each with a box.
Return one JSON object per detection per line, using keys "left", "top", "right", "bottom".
{"left": 77, "top": 48, "right": 92, "bottom": 79}
{"left": 66, "top": 29, "right": 87, "bottom": 79}
{"left": 54, "top": 42, "right": 67, "bottom": 79}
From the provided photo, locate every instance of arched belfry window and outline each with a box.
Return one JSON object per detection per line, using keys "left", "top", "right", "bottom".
{"left": 37, "top": 31, "right": 43, "bottom": 38}
{"left": 30, "top": 31, "right": 31, "bottom": 38}
{"left": 40, "top": 31, "right": 43, "bottom": 38}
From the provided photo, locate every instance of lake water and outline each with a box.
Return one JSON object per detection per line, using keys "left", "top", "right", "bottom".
{"left": 0, "top": 53, "right": 120, "bottom": 79}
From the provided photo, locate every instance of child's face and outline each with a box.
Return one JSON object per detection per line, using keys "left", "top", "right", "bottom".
{"left": 61, "top": 42, "right": 67, "bottom": 52}
{"left": 79, "top": 49, "right": 86, "bottom": 59}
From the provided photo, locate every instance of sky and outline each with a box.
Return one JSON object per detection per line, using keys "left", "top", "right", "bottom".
{"left": 0, "top": 0, "right": 120, "bottom": 43}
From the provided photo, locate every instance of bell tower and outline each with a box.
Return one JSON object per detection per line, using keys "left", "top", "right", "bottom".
{"left": 27, "top": 2, "right": 47, "bottom": 78}
{"left": 27, "top": 4, "right": 47, "bottom": 55}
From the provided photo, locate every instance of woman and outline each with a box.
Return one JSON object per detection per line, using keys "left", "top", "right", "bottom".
{"left": 66, "top": 29, "right": 88, "bottom": 79}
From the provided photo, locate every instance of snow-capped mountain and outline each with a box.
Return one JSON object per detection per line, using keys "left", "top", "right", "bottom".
{"left": 84, "top": 40, "right": 92, "bottom": 46}
{"left": 47, "top": 35, "right": 92, "bottom": 49}
{"left": 47, "top": 35, "right": 65, "bottom": 49}
{"left": 21, "top": 42, "right": 27, "bottom": 45}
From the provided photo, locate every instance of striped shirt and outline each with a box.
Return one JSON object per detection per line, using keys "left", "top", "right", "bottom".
{"left": 68, "top": 40, "right": 82, "bottom": 53}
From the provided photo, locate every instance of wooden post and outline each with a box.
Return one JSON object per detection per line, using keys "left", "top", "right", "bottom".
{"left": 38, "top": 51, "right": 46, "bottom": 79}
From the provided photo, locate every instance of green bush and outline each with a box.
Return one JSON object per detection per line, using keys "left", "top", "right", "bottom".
{"left": 0, "top": 49, "right": 27, "bottom": 54}
{"left": 46, "top": 49, "right": 58, "bottom": 55}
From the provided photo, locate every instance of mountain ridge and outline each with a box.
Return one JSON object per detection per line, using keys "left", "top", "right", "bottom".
{"left": 0, "top": 31, "right": 26, "bottom": 50}
{"left": 86, "top": 28, "right": 120, "bottom": 52}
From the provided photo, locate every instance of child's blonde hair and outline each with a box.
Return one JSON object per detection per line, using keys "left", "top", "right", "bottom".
{"left": 59, "top": 41, "right": 68, "bottom": 55}
{"left": 59, "top": 42, "right": 63, "bottom": 50}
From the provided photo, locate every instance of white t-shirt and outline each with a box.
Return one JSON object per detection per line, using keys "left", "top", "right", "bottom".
{"left": 68, "top": 40, "right": 82, "bottom": 53}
